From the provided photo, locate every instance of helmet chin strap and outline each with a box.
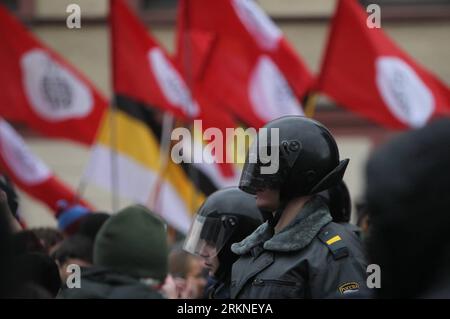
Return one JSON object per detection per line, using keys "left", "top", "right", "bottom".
{"left": 268, "top": 200, "right": 287, "bottom": 229}
{"left": 259, "top": 208, "right": 274, "bottom": 224}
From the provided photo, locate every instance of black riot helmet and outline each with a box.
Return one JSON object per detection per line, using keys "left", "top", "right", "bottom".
{"left": 183, "top": 187, "right": 263, "bottom": 278}
{"left": 318, "top": 180, "right": 352, "bottom": 223}
{"left": 239, "top": 116, "right": 349, "bottom": 201}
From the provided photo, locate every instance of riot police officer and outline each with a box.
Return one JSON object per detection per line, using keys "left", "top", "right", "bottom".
{"left": 183, "top": 187, "right": 263, "bottom": 299}
{"left": 231, "top": 116, "right": 368, "bottom": 299}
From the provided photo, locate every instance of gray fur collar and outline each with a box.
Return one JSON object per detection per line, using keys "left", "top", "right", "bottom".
{"left": 231, "top": 196, "right": 332, "bottom": 254}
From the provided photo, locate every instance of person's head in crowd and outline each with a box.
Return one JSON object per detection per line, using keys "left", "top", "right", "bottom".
{"left": 94, "top": 205, "right": 169, "bottom": 295}
{"left": 11, "top": 230, "right": 46, "bottom": 255}
{"left": 240, "top": 117, "right": 349, "bottom": 220}
{"left": 169, "top": 243, "right": 207, "bottom": 299}
{"left": 57, "top": 205, "right": 170, "bottom": 299}
{"left": 318, "top": 180, "right": 351, "bottom": 223}
{"left": 76, "top": 212, "right": 110, "bottom": 241}
{"left": 56, "top": 200, "right": 90, "bottom": 235}
{"left": 11, "top": 252, "right": 61, "bottom": 298}
{"left": 31, "top": 227, "right": 64, "bottom": 255}
{"left": 365, "top": 118, "right": 450, "bottom": 298}
{"left": 52, "top": 235, "right": 93, "bottom": 283}
{"left": 184, "top": 187, "right": 263, "bottom": 299}
{"left": 184, "top": 188, "right": 263, "bottom": 279}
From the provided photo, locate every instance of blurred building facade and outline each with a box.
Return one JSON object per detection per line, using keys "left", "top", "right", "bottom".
{"left": 4, "top": 0, "right": 450, "bottom": 227}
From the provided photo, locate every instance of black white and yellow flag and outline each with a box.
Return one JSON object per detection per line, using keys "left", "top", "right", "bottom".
{"left": 85, "top": 96, "right": 204, "bottom": 233}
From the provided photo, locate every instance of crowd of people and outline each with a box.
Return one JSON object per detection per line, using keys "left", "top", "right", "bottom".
{"left": 0, "top": 115, "right": 449, "bottom": 299}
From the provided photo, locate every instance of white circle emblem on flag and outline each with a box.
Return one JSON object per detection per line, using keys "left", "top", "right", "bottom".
{"left": 148, "top": 48, "right": 200, "bottom": 118}
{"left": 0, "top": 120, "right": 51, "bottom": 185}
{"left": 376, "top": 56, "right": 434, "bottom": 128}
{"left": 232, "top": 0, "right": 282, "bottom": 51}
{"left": 249, "top": 56, "right": 303, "bottom": 122}
{"left": 20, "top": 49, "right": 93, "bottom": 122}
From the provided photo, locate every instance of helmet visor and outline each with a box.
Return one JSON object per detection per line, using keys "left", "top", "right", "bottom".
{"left": 183, "top": 214, "right": 236, "bottom": 258}
{"left": 239, "top": 138, "right": 282, "bottom": 194}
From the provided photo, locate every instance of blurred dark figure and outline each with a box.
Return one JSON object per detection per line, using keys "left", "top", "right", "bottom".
{"left": 31, "top": 227, "right": 64, "bottom": 255}
{"left": 1, "top": 188, "right": 61, "bottom": 298}
{"left": 0, "top": 191, "right": 14, "bottom": 298}
{"left": 355, "top": 200, "right": 370, "bottom": 237}
{"left": 169, "top": 243, "right": 207, "bottom": 299}
{"left": 10, "top": 252, "right": 61, "bottom": 298}
{"left": 366, "top": 118, "right": 450, "bottom": 298}
{"left": 52, "top": 235, "right": 93, "bottom": 284}
{"left": 58, "top": 205, "right": 169, "bottom": 299}
{"left": 76, "top": 212, "right": 110, "bottom": 241}
{"left": 10, "top": 283, "right": 53, "bottom": 299}
{"left": 0, "top": 185, "right": 21, "bottom": 232}
{"left": 183, "top": 187, "right": 263, "bottom": 299}
{"left": 0, "top": 175, "right": 19, "bottom": 218}
{"left": 11, "top": 230, "right": 46, "bottom": 255}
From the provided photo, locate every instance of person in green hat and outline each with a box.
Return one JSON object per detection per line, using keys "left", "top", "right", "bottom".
{"left": 58, "top": 205, "right": 170, "bottom": 299}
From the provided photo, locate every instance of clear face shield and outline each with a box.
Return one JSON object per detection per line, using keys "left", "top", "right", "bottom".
{"left": 183, "top": 214, "right": 237, "bottom": 258}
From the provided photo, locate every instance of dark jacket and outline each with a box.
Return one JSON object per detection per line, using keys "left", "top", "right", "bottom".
{"left": 205, "top": 276, "right": 231, "bottom": 299}
{"left": 57, "top": 266, "right": 164, "bottom": 299}
{"left": 230, "top": 196, "right": 368, "bottom": 299}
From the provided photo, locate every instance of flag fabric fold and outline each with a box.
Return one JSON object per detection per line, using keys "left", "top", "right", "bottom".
{"left": 0, "top": 118, "right": 92, "bottom": 221}
{"left": 176, "top": 0, "right": 314, "bottom": 128}
{"left": 317, "top": 0, "right": 450, "bottom": 129}
{"left": 111, "top": 0, "right": 200, "bottom": 121}
{"left": 0, "top": 5, "right": 108, "bottom": 145}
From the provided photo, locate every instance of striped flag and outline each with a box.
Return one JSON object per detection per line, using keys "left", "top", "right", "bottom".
{"left": 85, "top": 1, "right": 208, "bottom": 233}
{"left": 85, "top": 98, "right": 205, "bottom": 233}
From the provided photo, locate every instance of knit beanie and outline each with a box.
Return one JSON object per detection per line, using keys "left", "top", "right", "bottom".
{"left": 94, "top": 205, "right": 168, "bottom": 282}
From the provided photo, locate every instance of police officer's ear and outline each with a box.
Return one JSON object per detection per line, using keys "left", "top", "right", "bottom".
{"left": 310, "top": 159, "right": 349, "bottom": 194}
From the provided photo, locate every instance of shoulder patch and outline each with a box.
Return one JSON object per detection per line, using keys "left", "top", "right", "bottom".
{"left": 338, "top": 282, "right": 360, "bottom": 295}
{"left": 318, "top": 226, "right": 349, "bottom": 260}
